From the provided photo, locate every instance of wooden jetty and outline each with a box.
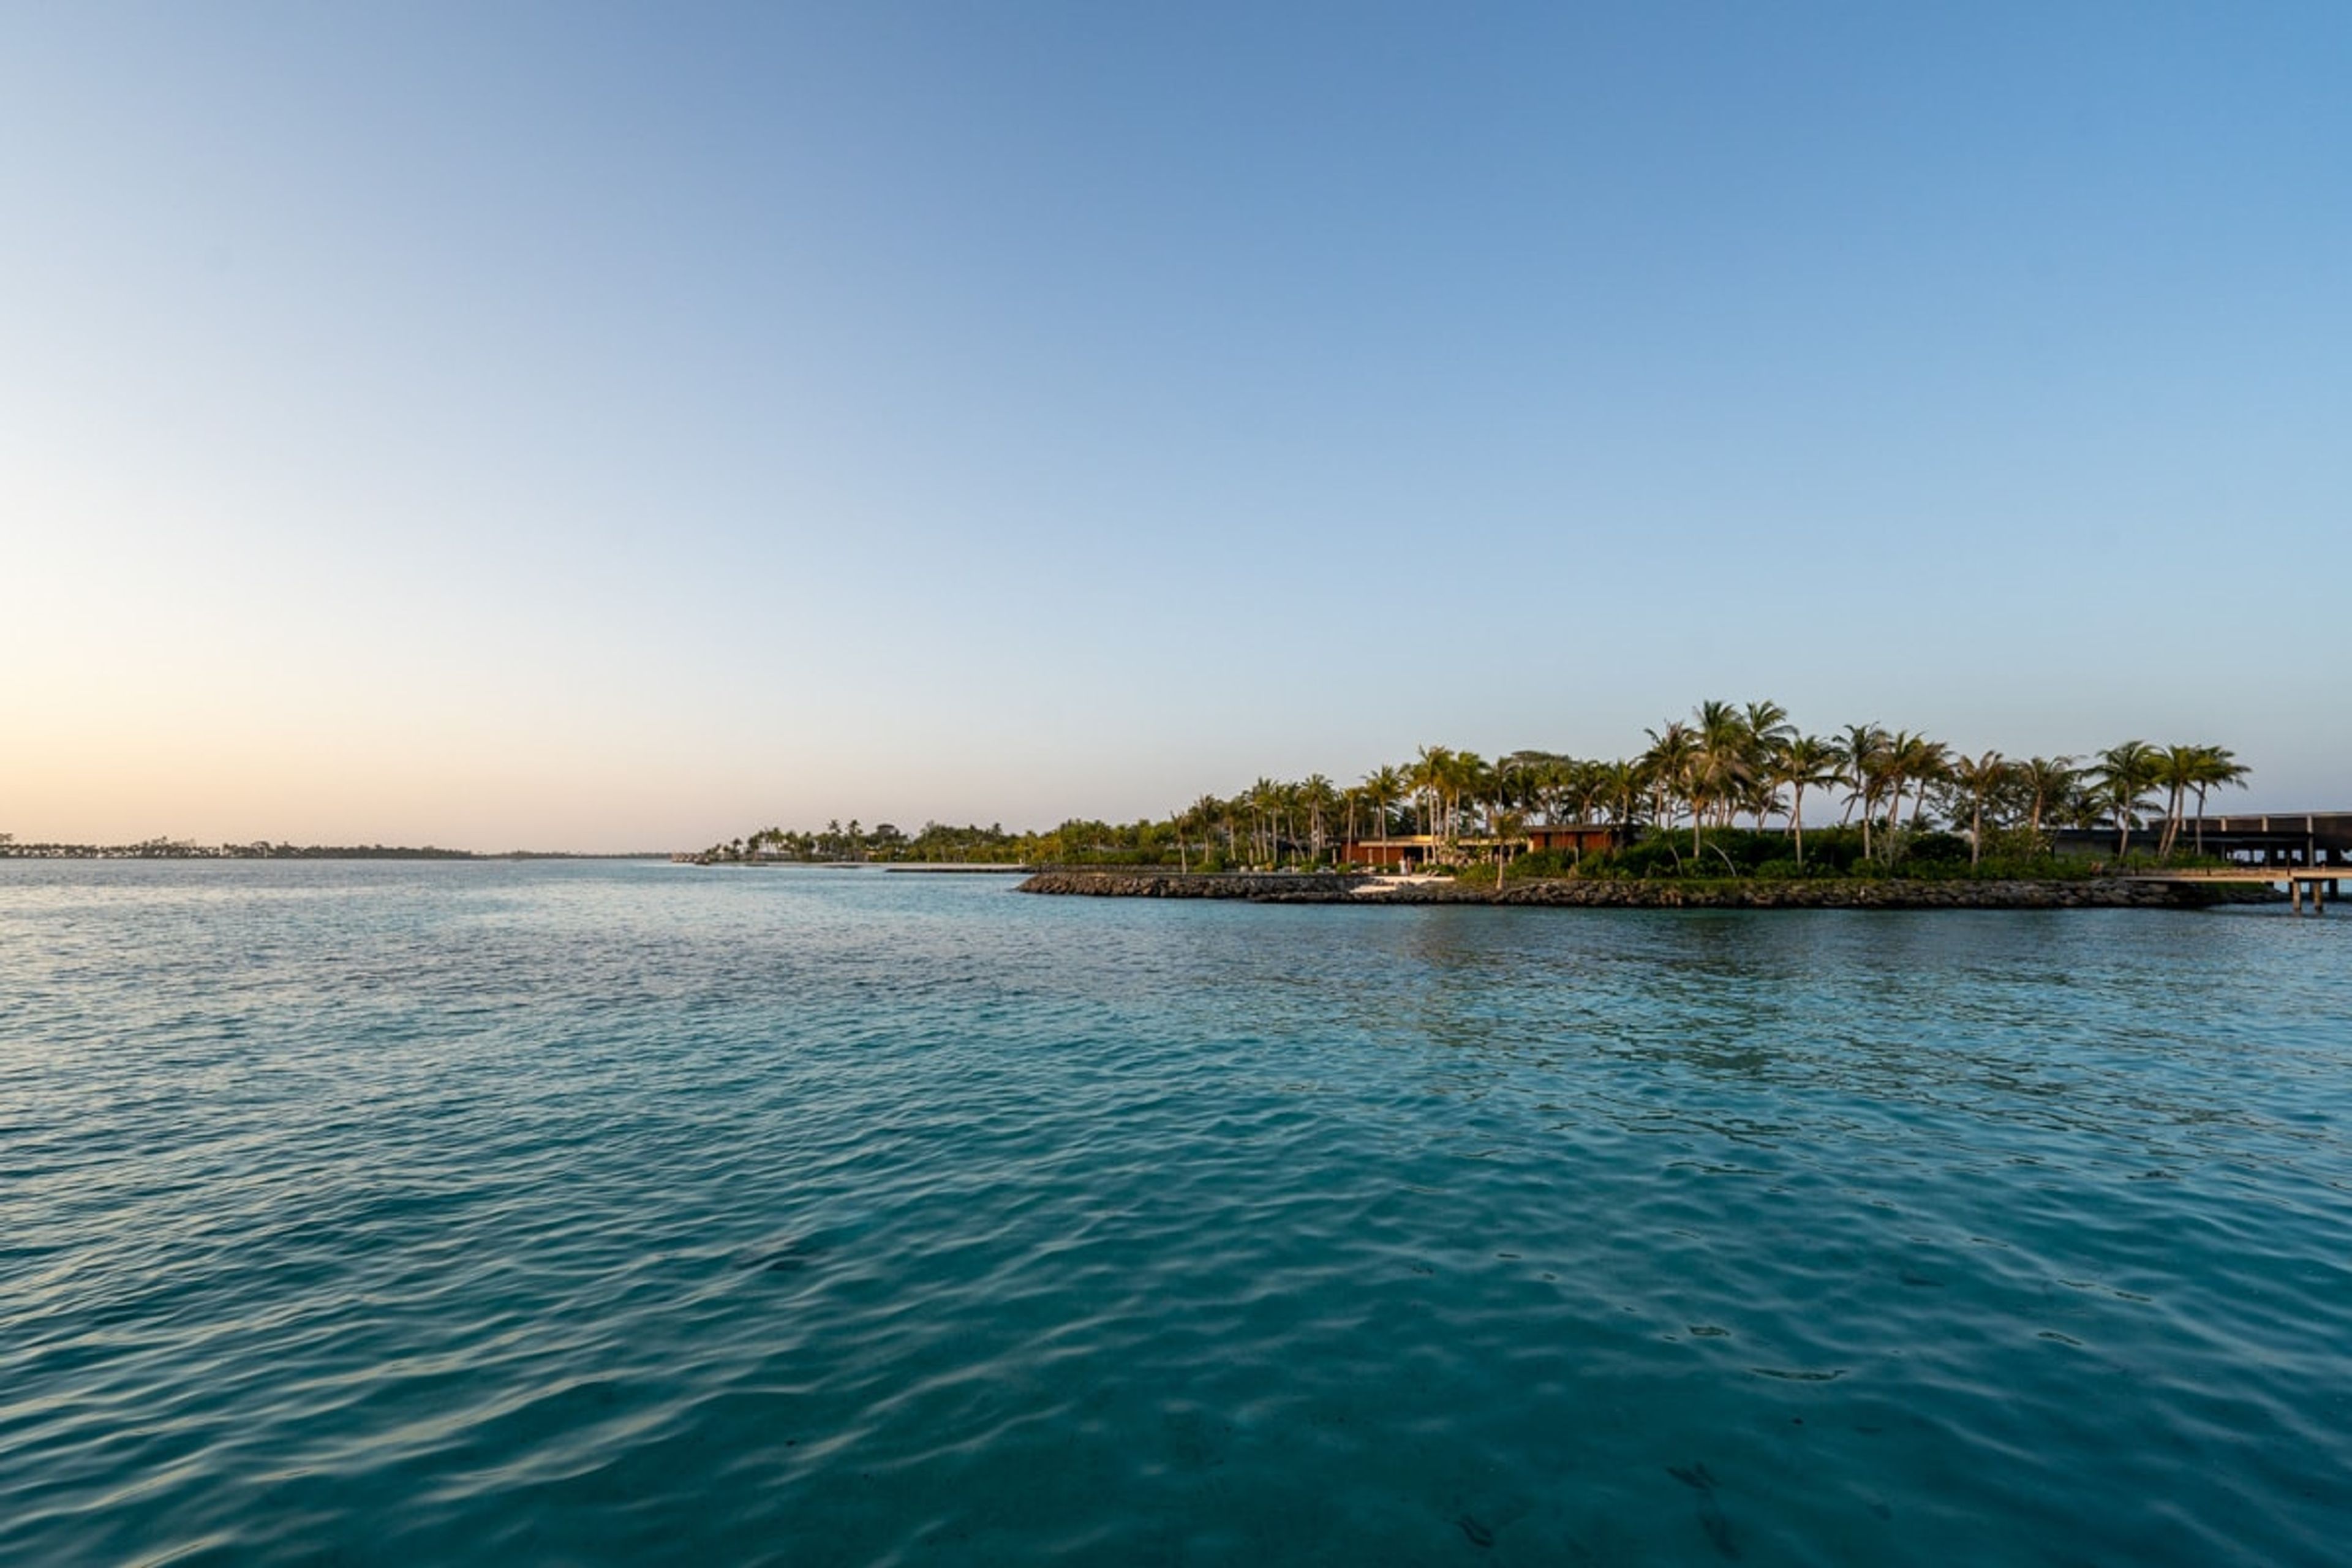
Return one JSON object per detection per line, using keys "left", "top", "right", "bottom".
{"left": 2128, "top": 867, "right": 2345, "bottom": 913}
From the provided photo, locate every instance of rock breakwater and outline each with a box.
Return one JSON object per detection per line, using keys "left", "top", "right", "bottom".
{"left": 1014, "top": 870, "right": 2275, "bottom": 909}
{"left": 1016, "top": 871, "right": 1362, "bottom": 899}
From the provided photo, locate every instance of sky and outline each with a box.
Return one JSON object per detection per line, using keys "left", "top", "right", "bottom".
{"left": 3, "top": 3, "right": 2346, "bottom": 850}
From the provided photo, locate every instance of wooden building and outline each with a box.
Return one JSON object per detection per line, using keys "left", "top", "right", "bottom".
{"left": 1338, "top": 834, "right": 1445, "bottom": 869}
{"left": 1525, "top": 824, "right": 1623, "bottom": 857}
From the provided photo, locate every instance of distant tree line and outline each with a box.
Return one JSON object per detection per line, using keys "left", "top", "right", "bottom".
{"left": 0, "top": 837, "right": 477, "bottom": 859}
{"left": 708, "top": 821, "right": 1025, "bottom": 864}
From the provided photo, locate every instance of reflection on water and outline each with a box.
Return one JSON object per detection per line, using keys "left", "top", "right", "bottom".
{"left": 2, "top": 862, "right": 2348, "bottom": 1565}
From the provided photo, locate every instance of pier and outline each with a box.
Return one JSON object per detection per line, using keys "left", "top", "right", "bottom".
{"left": 2130, "top": 812, "right": 2352, "bottom": 913}
{"left": 2128, "top": 866, "right": 2344, "bottom": 913}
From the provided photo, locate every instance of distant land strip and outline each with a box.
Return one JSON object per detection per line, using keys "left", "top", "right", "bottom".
{"left": 0, "top": 839, "right": 664, "bottom": 861}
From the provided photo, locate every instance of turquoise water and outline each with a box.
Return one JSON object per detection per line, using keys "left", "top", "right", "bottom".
{"left": 4, "top": 862, "right": 2349, "bottom": 1566}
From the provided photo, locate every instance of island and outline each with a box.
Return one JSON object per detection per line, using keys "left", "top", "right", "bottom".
{"left": 680, "top": 701, "right": 2343, "bottom": 907}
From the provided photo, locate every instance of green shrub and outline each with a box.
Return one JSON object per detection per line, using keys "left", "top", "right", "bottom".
{"left": 1705, "top": 830, "right": 1785, "bottom": 872}
{"left": 1611, "top": 837, "right": 1689, "bottom": 878}
{"left": 1978, "top": 827, "right": 2044, "bottom": 863}
{"left": 1906, "top": 831, "right": 1971, "bottom": 867}
{"left": 1798, "top": 827, "right": 1867, "bottom": 873}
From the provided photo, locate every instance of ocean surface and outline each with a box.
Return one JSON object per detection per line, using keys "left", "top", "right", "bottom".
{"left": 3, "top": 861, "right": 2348, "bottom": 1566}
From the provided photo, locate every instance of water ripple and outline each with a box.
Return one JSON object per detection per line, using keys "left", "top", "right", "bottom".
{"left": 3, "top": 863, "right": 2349, "bottom": 1564}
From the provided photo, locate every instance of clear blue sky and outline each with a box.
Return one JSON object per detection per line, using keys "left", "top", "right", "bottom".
{"left": 4, "top": 3, "right": 2345, "bottom": 848}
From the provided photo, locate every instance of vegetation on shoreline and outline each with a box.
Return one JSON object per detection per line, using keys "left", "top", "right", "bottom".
{"left": 695, "top": 701, "right": 2252, "bottom": 880}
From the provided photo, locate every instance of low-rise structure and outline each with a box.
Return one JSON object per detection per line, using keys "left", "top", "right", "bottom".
{"left": 1338, "top": 824, "right": 1625, "bottom": 869}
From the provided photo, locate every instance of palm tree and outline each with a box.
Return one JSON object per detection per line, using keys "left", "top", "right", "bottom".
{"left": 1188, "top": 795, "right": 1222, "bottom": 866}
{"left": 1832, "top": 723, "right": 1890, "bottom": 856}
{"left": 1410, "top": 747, "right": 1455, "bottom": 838}
{"left": 1247, "top": 777, "right": 1280, "bottom": 865}
{"left": 2187, "top": 746, "right": 2249, "bottom": 854}
{"left": 1865, "top": 732, "right": 1904, "bottom": 835}
{"left": 2155, "top": 743, "right": 2248, "bottom": 859}
{"left": 1872, "top": 731, "right": 1910, "bottom": 836}
{"left": 1598, "top": 760, "right": 1643, "bottom": 831}
{"left": 1448, "top": 751, "right": 1489, "bottom": 843}
{"left": 1481, "top": 753, "right": 1521, "bottom": 839}
{"left": 1533, "top": 756, "right": 1571, "bottom": 827}
{"left": 1741, "top": 701, "right": 1794, "bottom": 826}
{"left": 1743, "top": 700, "right": 1793, "bottom": 748}
{"left": 1683, "top": 709, "right": 1755, "bottom": 857}
{"left": 1642, "top": 722, "right": 1698, "bottom": 832}
{"left": 1488, "top": 807, "right": 1526, "bottom": 879}
{"left": 2016, "top": 757, "right": 2077, "bottom": 842}
{"left": 1276, "top": 780, "right": 1308, "bottom": 865}
{"left": 1301, "top": 774, "right": 1339, "bottom": 862}
{"left": 1773, "top": 734, "right": 1841, "bottom": 868}
{"left": 1900, "top": 736, "right": 1951, "bottom": 829}
{"left": 1694, "top": 699, "right": 1743, "bottom": 755}
{"left": 1360, "top": 766, "right": 1403, "bottom": 840}
{"left": 1947, "top": 750, "right": 2010, "bottom": 868}
{"left": 1692, "top": 701, "right": 1755, "bottom": 829}
{"left": 1501, "top": 751, "right": 1561, "bottom": 824}
{"left": 2154, "top": 744, "right": 2204, "bottom": 858}
{"left": 2052, "top": 775, "right": 2104, "bottom": 834}
{"left": 2091, "top": 741, "right": 2163, "bottom": 858}
{"left": 1560, "top": 759, "right": 1605, "bottom": 826}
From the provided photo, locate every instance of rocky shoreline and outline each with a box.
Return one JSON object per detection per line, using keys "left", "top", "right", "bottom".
{"left": 1014, "top": 870, "right": 2279, "bottom": 909}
